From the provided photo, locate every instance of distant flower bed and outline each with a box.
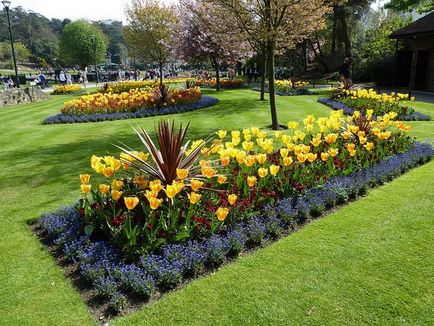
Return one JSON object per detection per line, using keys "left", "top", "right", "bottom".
{"left": 318, "top": 97, "right": 431, "bottom": 121}
{"left": 51, "top": 84, "right": 83, "bottom": 95}
{"left": 35, "top": 108, "right": 434, "bottom": 315}
{"left": 275, "top": 79, "right": 309, "bottom": 92}
{"left": 194, "top": 78, "right": 244, "bottom": 89}
{"left": 60, "top": 86, "right": 201, "bottom": 116}
{"left": 43, "top": 95, "right": 219, "bottom": 124}
{"left": 327, "top": 88, "right": 430, "bottom": 120}
{"left": 100, "top": 78, "right": 196, "bottom": 94}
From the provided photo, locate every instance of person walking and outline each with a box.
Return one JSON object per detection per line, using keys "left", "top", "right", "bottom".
{"left": 59, "top": 71, "right": 66, "bottom": 85}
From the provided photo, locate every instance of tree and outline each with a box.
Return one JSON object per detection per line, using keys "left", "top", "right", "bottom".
{"left": 178, "top": 0, "right": 247, "bottom": 91}
{"left": 208, "top": 0, "right": 333, "bottom": 130}
{"left": 59, "top": 20, "right": 107, "bottom": 69}
{"left": 124, "top": 0, "right": 178, "bottom": 86}
{"left": 385, "top": 0, "right": 434, "bottom": 13}
{"left": 0, "top": 41, "right": 30, "bottom": 64}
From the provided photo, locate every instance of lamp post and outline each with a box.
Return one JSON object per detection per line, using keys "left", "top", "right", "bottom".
{"left": 2, "top": 0, "right": 19, "bottom": 88}
{"left": 91, "top": 35, "right": 99, "bottom": 86}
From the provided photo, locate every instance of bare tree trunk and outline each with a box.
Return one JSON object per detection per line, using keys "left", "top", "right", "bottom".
{"left": 309, "top": 38, "right": 330, "bottom": 72}
{"left": 260, "top": 52, "right": 267, "bottom": 101}
{"left": 267, "top": 41, "right": 278, "bottom": 130}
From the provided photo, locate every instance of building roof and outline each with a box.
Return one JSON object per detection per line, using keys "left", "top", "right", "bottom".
{"left": 390, "top": 11, "right": 434, "bottom": 39}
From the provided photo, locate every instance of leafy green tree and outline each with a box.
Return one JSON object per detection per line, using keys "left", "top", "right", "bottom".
{"left": 59, "top": 20, "right": 107, "bottom": 68}
{"left": 0, "top": 41, "right": 31, "bottom": 63}
{"left": 124, "top": 0, "right": 178, "bottom": 86}
{"left": 385, "top": 0, "right": 434, "bottom": 13}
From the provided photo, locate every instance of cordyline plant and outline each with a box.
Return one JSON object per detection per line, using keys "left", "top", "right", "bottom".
{"left": 78, "top": 120, "right": 229, "bottom": 257}
{"left": 116, "top": 120, "right": 211, "bottom": 185}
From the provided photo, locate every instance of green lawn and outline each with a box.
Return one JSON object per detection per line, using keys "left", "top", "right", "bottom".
{"left": 0, "top": 89, "right": 433, "bottom": 325}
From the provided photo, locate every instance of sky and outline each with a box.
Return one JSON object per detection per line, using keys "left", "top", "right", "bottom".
{"left": 10, "top": 0, "right": 174, "bottom": 23}
{"left": 10, "top": 0, "right": 390, "bottom": 23}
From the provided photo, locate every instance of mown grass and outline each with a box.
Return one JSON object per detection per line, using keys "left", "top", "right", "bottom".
{"left": 0, "top": 88, "right": 433, "bottom": 325}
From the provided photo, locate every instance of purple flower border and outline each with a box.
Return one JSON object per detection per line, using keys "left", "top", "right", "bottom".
{"left": 318, "top": 97, "right": 431, "bottom": 121}
{"left": 38, "top": 142, "right": 434, "bottom": 313}
{"left": 43, "top": 96, "right": 219, "bottom": 125}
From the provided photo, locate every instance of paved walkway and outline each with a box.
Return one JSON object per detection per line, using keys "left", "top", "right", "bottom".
{"left": 411, "top": 91, "right": 434, "bottom": 104}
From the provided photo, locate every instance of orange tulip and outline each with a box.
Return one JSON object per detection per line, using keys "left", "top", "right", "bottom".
{"left": 99, "top": 184, "right": 110, "bottom": 194}
{"left": 220, "top": 156, "right": 230, "bottom": 166}
{"left": 111, "top": 189, "right": 123, "bottom": 201}
{"left": 228, "top": 194, "right": 238, "bottom": 205}
{"left": 79, "top": 174, "right": 90, "bottom": 184}
{"left": 283, "top": 156, "right": 293, "bottom": 166}
{"left": 320, "top": 152, "right": 330, "bottom": 162}
{"left": 148, "top": 197, "right": 163, "bottom": 210}
{"left": 188, "top": 192, "right": 201, "bottom": 204}
{"left": 247, "top": 176, "right": 257, "bottom": 187}
{"left": 103, "top": 166, "right": 114, "bottom": 178}
{"left": 216, "top": 207, "right": 229, "bottom": 221}
{"left": 176, "top": 168, "right": 189, "bottom": 180}
{"left": 218, "top": 175, "right": 228, "bottom": 184}
{"left": 124, "top": 196, "right": 139, "bottom": 210}
{"left": 81, "top": 184, "right": 91, "bottom": 193}
{"left": 190, "top": 179, "right": 204, "bottom": 191}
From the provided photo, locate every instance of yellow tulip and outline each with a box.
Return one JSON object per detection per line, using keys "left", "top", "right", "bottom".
{"left": 328, "top": 148, "right": 339, "bottom": 157}
{"left": 257, "top": 153, "right": 267, "bottom": 164}
{"left": 216, "top": 207, "right": 229, "bottom": 221}
{"left": 236, "top": 151, "right": 246, "bottom": 164}
{"left": 216, "top": 130, "right": 227, "bottom": 139}
{"left": 242, "top": 141, "right": 254, "bottom": 151}
{"left": 190, "top": 179, "right": 204, "bottom": 191}
{"left": 99, "top": 184, "right": 110, "bottom": 194}
{"left": 149, "top": 180, "right": 163, "bottom": 192}
{"left": 176, "top": 168, "right": 189, "bottom": 180}
{"left": 80, "top": 184, "right": 91, "bottom": 193}
{"left": 148, "top": 197, "right": 163, "bottom": 210}
{"left": 164, "top": 185, "right": 178, "bottom": 199}
{"left": 124, "top": 196, "right": 139, "bottom": 210}
{"left": 283, "top": 156, "right": 293, "bottom": 166}
{"left": 349, "top": 150, "right": 357, "bottom": 157}
{"left": 103, "top": 166, "right": 114, "bottom": 178}
{"left": 228, "top": 194, "right": 238, "bottom": 205}
{"left": 280, "top": 148, "right": 289, "bottom": 158}
{"left": 307, "top": 153, "right": 317, "bottom": 163}
{"left": 111, "top": 189, "right": 123, "bottom": 201}
{"left": 188, "top": 192, "right": 201, "bottom": 204}
{"left": 243, "top": 155, "right": 256, "bottom": 167}
{"left": 324, "top": 133, "right": 338, "bottom": 145}
{"left": 297, "top": 153, "right": 307, "bottom": 163}
{"left": 258, "top": 167, "right": 268, "bottom": 178}
{"left": 347, "top": 143, "right": 356, "bottom": 152}
{"left": 269, "top": 165, "right": 280, "bottom": 176}
{"left": 364, "top": 142, "right": 374, "bottom": 151}
{"left": 112, "top": 179, "right": 124, "bottom": 191}
{"left": 321, "top": 152, "right": 330, "bottom": 161}
{"left": 79, "top": 174, "right": 90, "bottom": 184}
{"left": 310, "top": 137, "right": 322, "bottom": 147}
{"left": 359, "top": 136, "right": 367, "bottom": 144}
{"left": 202, "top": 167, "right": 216, "bottom": 178}
{"left": 342, "top": 131, "right": 352, "bottom": 140}
{"left": 218, "top": 175, "right": 227, "bottom": 184}
{"left": 247, "top": 176, "right": 257, "bottom": 187}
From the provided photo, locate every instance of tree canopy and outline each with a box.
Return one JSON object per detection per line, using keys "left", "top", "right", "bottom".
{"left": 385, "top": 0, "right": 434, "bottom": 13}
{"left": 124, "top": 0, "right": 178, "bottom": 85}
{"left": 59, "top": 20, "right": 107, "bottom": 69}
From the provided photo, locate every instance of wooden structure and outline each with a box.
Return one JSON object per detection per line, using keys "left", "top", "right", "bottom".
{"left": 390, "top": 11, "right": 434, "bottom": 91}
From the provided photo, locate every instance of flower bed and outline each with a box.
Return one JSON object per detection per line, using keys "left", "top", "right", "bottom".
{"left": 51, "top": 84, "right": 84, "bottom": 95}
{"left": 325, "top": 88, "right": 431, "bottom": 121}
{"left": 37, "top": 141, "right": 433, "bottom": 315}
{"left": 35, "top": 109, "right": 433, "bottom": 315}
{"left": 43, "top": 96, "right": 219, "bottom": 124}
{"left": 252, "top": 79, "right": 316, "bottom": 96}
{"left": 318, "top": 97, "right": 431, "bottom": 121}
{"left": 194, "top": 78, "right": 244, "bottom": 89}
{"left": 100, "top": 79, "right": 195, "bottom": 94}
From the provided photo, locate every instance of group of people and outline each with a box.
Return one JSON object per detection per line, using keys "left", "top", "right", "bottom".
{"left": 2, "top": 76, "right": 15, "bottom": 90}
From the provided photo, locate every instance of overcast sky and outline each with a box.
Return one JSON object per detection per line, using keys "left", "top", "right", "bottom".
{"left": 10, "top": 0, "right": 390, "bottom": 23}
{"left": 10, "top": 0, "right": 174, "bottom": 23}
